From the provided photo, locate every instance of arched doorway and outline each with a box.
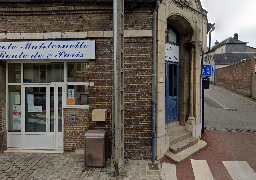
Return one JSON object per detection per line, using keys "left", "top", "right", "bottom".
{"left": 165, "top": 15, "right": 194, "bottom": 125}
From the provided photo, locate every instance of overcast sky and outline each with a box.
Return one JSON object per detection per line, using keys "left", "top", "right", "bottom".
{"left": 200, "top": 0, "right": 256, "bottom": 48}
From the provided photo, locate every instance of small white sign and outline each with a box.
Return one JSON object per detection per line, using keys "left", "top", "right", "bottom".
{"left": 0, "top": 40, "right": 95, "bottom": 60}
{"left": 28, "top": 103, "right": 34, "bottom": 112}
{"left": 13, "top": 115, "right": 21, "bottom": 130}
{"left": 68, "top": 89, "right": 74, "bottom": 98}
{"left": 15, "top": 95, "right": 20, "bottom": 104}
{"left": 27, "top": 94, "right": 34, "bottom": 104}
{"left": 33, "top": 106, "right": 42, "bottom": 112}
{"left": 165, "top": 43, "right": 179, "bottom": 62}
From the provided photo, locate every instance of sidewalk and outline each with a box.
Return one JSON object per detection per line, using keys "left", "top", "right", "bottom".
{"left": 0, "top": 152, "right": 162, "bottom": 180}
{"left": 1, "top": 129, "right": 256, "bottom": 180}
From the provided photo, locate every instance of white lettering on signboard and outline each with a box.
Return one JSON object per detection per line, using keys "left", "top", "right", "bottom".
{"left": 165, "top": 43, "right": 179, "bottom": 62}
{"left": 0, "top": 40, "right": 95, "bottom": 60}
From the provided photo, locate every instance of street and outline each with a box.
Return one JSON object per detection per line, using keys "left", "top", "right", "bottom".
{"left": 204, "top": 84, "right": 256, "bottom": 131}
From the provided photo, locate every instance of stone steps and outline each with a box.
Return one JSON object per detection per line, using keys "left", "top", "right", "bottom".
{"left": 165, "top": 124, "right": 207, "bottom": 164}
{"left": 169, "top": 136, "right": 198, "bottom": 154}
{"left": 165, "top": 140, "right": 207, "bottom": 164}
{"left": 168, "top": 125, "right": 186, "bottom": 136}
{"left": 169, "top": 130, "right": 192, "bottom": 145}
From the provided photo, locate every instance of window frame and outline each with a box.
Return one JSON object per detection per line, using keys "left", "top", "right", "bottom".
{"left": 63, "top": 62, "right": 90, "bottom": 109}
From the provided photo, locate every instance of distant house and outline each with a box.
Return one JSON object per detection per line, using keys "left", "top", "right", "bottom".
{"left": 204, "top": 33, "right": 256, "bottom": 82}
{"left": 213, "top": 52, "right": 256, "bottom": 69}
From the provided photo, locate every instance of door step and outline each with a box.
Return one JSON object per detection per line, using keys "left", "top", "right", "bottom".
{"left": 169, "top": 136, "right": 198, "bottom": 154}
{"left": 169, "top": 130, "right": 192, "bottom": 145}
{"left": 165, "top": 140, "right": 207, "bottom": 164}
{"left": 165, "top": 124, "right": 207, "bottom": 164}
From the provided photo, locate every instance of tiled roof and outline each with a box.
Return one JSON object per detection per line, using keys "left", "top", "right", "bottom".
{"left": 209, "top": 37, "right": 247, "bottom": 53}
{"left": 213, "top": 52, "right": 256, "bottom": 65}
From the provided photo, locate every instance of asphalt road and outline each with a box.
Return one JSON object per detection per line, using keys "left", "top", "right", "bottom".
{"left": 204, "top": 84, "right": 256, "bottom": 131}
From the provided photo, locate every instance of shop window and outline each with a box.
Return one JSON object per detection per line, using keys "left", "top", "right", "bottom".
{"left": 67, "top": 85, "right": 89, "bottom": 105}
{"left": 8, "top": 63, "right": 21, "bottom": 83}
{"left": 8, "top": 85, "right": 21, "bottom": 132}
{"left": 66, "top": 62, "right": 89, "bottom": 106}
{"left": 24, "top": 63, "right": 64, "bottom": 83}
{"left": 67, "top": 62, "right": 89, "bottom": 82}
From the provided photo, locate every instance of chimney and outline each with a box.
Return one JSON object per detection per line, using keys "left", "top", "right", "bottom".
{"left": 234, "top": 33, "right": 238, "bottom": 41}
{"left": 214, "top": 40, "right": 219, "bottom": 45}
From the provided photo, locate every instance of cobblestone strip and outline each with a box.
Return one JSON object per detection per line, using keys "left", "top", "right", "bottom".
{"left": 205, "top": 127, "right": 256, "bottom": 133}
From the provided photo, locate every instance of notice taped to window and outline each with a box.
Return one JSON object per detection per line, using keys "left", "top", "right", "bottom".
{"left": 13, "top": 105, "right": 21, "bottom": 130}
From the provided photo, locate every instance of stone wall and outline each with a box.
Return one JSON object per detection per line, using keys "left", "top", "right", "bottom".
{"left": 215, "top": 59, "right": 256, "bottom": 97}
{"left": 156, "top": 0, "right": 208, "bottom": 159}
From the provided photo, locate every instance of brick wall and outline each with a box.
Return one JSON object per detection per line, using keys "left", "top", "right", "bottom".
{"left": 215, "top": 59, "right": 256, "bottom": 97}
{"left": 124, "top": 37, "right": 153, "bottom": 159}
{"left": 0, "top": 61, "right": 6, "bottom": 152}
{"left": 63, "top": 108, "right": 90, "bottom": 151}
{"left": 0, "top": 2, "right": 154, "bottom": 159}
{"left": 88, "top": 39, "right": 113, "bottom": 156}
{"left": 0, "top": 130, "right": 7, "bottom": 153}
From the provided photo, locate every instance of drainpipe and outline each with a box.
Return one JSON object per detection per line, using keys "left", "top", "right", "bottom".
{"left": 152, "top": 0, "right": 160, "bottom": 163}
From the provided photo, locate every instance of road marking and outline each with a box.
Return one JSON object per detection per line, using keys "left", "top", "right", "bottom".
{"left": 214, "top": 85, "right": 256, "bottom": 105}
{"left": 191, "top": 159, "right": 214, "bottom": 180}
{"left": 161, "top": 162, "right": 177, "bottom": 180}
{"left": 223, "top": 161, "right": 256, "bottom": 180}
{"left": 205, "top": 91, "right": 229, "bottom": 110}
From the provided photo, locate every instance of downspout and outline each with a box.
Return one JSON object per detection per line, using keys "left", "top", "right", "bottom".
{"left": 113, "top": 0, "right": 118, "bottom": 169}
{"left": 152, "top": 0, "right": 160, "bottom": 163}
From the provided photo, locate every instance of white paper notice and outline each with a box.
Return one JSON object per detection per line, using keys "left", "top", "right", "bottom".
{"left": 13, "top": 105, "right": 21, "bottom": 115}
{"left": 33, "top": 106, "right": 42, "bottom": 112}
{"left": 28, "top": 103, "right": 34, "bottom": 112}
{"left": 68, "top": 89, "right": 74, "bottom": 98}
{"left": 15, "top": 95, "right": 20, "bottom": 104}
{"left": 13, "top": 115, "right": 21, "bottom": 130}
{"left": 27, "top": 94, "right": 34, "bottom": 104}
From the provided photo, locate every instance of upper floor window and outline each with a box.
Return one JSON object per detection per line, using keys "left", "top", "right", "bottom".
{"left": 166, "top": 27, "right": 179, "bottom": 45}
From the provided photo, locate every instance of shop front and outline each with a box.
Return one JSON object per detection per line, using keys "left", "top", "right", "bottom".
{"left": 5, "top": 40, "right": 94, "bottom": 150}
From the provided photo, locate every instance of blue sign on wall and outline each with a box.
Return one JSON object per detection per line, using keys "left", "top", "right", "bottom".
{"left": 202, "top": 65, "right": 211, "bottom": 76}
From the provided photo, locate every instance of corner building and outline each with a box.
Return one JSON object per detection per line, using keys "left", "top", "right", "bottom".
{"left": 0, "top": 0, "right": 208, "bottom": 161}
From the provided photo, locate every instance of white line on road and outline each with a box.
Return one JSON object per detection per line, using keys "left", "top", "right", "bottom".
{"left": 191, "top": 159, "right": 214, "bottom": 180}
{"left": 205, "top": 91, "right": 230, "bottom": 110}
{"left": 223, "top": 161, "right": 256, "bottom": 180}
{"left": 161, "top": 162, "right": 177, "bottom": 180}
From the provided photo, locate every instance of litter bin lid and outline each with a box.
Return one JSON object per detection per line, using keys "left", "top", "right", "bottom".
{"left": 85, "top": 130, "right": 107, "bottom": 137}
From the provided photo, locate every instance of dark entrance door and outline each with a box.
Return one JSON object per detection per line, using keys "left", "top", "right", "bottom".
{"left": 165, "top": 61, "right": 179, "bottom": 124}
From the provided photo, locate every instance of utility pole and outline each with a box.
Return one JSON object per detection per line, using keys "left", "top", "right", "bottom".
{"left": 112, "top": 0, "right": 124, "bottom": 176}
